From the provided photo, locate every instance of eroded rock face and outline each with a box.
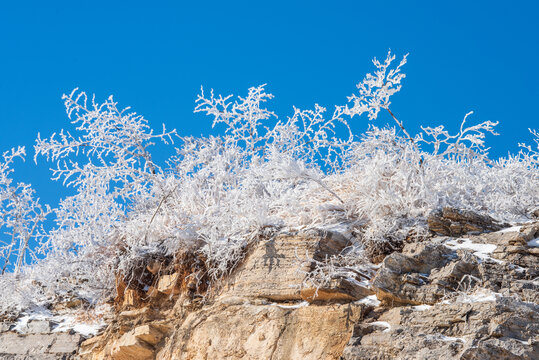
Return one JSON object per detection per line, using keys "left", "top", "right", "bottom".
{"left": 343, "top": 296, "right": 539, "bottom": 360}
{"left": 347, "top": 222, "right": 539, "bottom": 360}
{"left": 221, "top": 228, "right": 371, "bottom": 302}
{"left": 372, "top": 241, "right": 476, "bottom": 305}
{"left": 157, "top": 301, "right": 366, "bottom": 360}
{"left": 478, "top": 222, "right": 539, "bottom": 270}
{"left": 70, "top": 221, "right": 539, "bottom": 360}
{"left": 78, "top": 229, "right": 373, "bottom": 360}
{"left": 372, "top": 224, "right": 539, "bottom": 306}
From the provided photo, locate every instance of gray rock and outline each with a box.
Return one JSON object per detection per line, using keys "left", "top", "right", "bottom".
{"left": 372, "top": 225, "right": 539, "bottom": 306}
{"left": 428, "top": 208, "right": 505, "bottom": 236}
{"left": 343, "top": 296, "right": 539, "bottom": 360}
{"left": 0, "top": 322, "right": 13, "bottom": 332}
{"left": 372, "top": 242, "right": 480, "bottom": 305}
{"left": 0, "top": 332, "right": 53, "bottom": 354}
{"left": 48, "top": 332, "right": 82, "bottom": 353}
{"left": 0, "top": 332, "right": 81, "bottom": 358}
{"left": 25, "top": 320, "right": 54, "bottom": 334}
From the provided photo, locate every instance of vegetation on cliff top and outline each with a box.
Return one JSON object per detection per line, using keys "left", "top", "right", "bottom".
{"left": 0, "top": 52, "right": 538, "bottom": 315}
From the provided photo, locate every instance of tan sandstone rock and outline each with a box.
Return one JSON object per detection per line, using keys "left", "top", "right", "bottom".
{"left": 157, "top": 273, "right": 182, "bottom": 295}
{"left": 110, "top": 329, "right": 156, "bottom": 360}
{"left": 221, "top": 228, "right": 371, "bottom": 302}
{"left": 158, "top": 301, "right": 367, "bottom": 360}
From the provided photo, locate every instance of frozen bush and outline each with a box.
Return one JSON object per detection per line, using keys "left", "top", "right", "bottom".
{"left": 0, "top": 51, "right": 538, "bottom": 314}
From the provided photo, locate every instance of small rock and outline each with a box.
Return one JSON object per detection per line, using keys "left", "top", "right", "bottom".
{"left": 22, "top": 320, "right": 55, "bottom": 334}
{"left": 157, "top": 273, "right": 181, "bottom": 295}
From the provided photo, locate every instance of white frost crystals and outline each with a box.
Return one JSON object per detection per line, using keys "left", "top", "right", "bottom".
{"left": 0, "top": 147, "right": 51, "bottom": 275}
{"left": 1, "top": 51, "right": 539, "bottom": 317}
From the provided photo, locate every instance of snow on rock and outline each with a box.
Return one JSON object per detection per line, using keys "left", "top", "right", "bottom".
{"left": 452, "top": 289, "right": 499, "bottom": 304}
{"left": 428, "top": 334, "right": 466, "bottom": 343}
{"left": 12, "top": 309, "right": 53, "bottom": 333}
{"left": 272, "top": 301, "right": 309, "bottom": 309}
{"left": 12, "top": 307, "right": 106, "bottom": 337}
{"left": 527, "top": 237, "right": 539, "bottom": 247}
{"left": 444, "top": 238, "right": 496, "bottom": 255}
{"left": 357, "top": 294, "right": 381, "bottom": 307}
{"left": 498, "top": 225, "right": 523, "bottom": 233}
{"left": 369, "top": 321, "right": 391, "bottom": 332}
{"left": 444, "top": 238, "right": 501, "bottom": 263}
{"left": 52, "top": 315, "right": 106, "bottom": 337}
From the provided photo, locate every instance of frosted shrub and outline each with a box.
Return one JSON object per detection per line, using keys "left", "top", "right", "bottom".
{"left": 0, "top": 147, "right": 50, "bottom": 275}
{"left": 0, "top": 51, "right": 538, "bottom": 315}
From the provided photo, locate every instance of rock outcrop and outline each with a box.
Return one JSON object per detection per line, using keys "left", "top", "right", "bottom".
{"left": 3, "top": 214, "right": 538, "bottom": 360}
{"left": 76, "top": 222, "right": 539, "bottom": 359}
{"left": 158, "top": 301, "right": 366, "bottom": 360}
{"left": 78, "top": 228, "right": 372, "bottom": 360}
{"left": 343, "top": 295, "right": 539, "bottom": 360}
{"left": 344, "top": 221, "right": 539, "bottom": 359}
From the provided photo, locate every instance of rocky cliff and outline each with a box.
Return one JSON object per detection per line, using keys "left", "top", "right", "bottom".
{"left": 2, "top": 210, "right": 538, "bottom": 359}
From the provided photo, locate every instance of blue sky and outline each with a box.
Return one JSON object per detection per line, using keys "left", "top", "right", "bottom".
{"left": 0, "top": 0, "right": 538, "bottom": 207}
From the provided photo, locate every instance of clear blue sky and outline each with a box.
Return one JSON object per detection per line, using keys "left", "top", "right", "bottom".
{"left": 1, "top": 0, "right": 538, "bottom": 207}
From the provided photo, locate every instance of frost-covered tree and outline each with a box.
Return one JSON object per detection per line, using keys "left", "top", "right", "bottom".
{"left": 0, "top": 147, "right": 50, "bottom": 274}
{"left": 32, "top": 89, "right": 176, "bottom": 299}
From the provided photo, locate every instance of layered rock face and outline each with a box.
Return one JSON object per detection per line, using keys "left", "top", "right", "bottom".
{"left": 0, "top": 319, "right": 83, "bottom": 359}
{"left": 343, "top": 297, "right": 539, "bottom": 360}
{"left": 80, "top": 229, "right": 372, "bottom": 360}
{"left": 2, "top": 211, "right": 538, "bottom": 360}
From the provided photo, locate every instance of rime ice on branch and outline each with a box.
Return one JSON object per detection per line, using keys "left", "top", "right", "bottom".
{"left": 0, "top": 51, "right": 538, "bottom": 316}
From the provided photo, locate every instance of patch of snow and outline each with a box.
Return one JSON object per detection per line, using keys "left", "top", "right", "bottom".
{"left": 52, "top": 315, "right": 106, "bottom": 337}
{"left": 72, "top": 323, "right": 105, "bottom": 337}
{"left": 445, "top": 238, "right": 497, "bottom": 254}
{"left": 370, "top": 321, "right": 391, "bottom": 332}
{"left": 441, "top": 289, "right": 500, "bottom": 305}
{"left": 13, "top": 309, "right": 52, "bottom": 333}
{"left": 412, "top": 304, "right": 432, "bottom": 311}
{"left": 358, "top": 295, "right": 381, "bottom": 307}
{"left": 456, "top": 289, "right": 499, "bottom": 303}
{"left": 444, "top": 238, "right": 502, "bottom": 263}
{"left": 345, "top": 277, "right": 370, "bottom": 288}
{"left": 441, "top": 335, "right": 465, "bottom": 343}
{"left": 13, "top": 306, "right": 107, "bottom": 337}
{"left": 527, "top": 238, "right": 539, "bottom": 247}
{"left": 498, "top": 225, "right": 522, "bottom": 233}
{"left": 424, "top": 334, "right": 466, "bottom": 343}
{"left": 511, "top": 338, "right": 530, "bottom": 345}
{"left": 272, "top": 301, "right": 309, "bottom": 309}
{"left": 317, "top": 222, "right": 351, "bottom": 235}
{"left": 473, "top": 251, "right": 504, "bottom": 264}
{"left": 508, "top": 264, "right": 526, "bottom": 273}
{"left": 12, "top": 316, "right": 30, "bottom": 333}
